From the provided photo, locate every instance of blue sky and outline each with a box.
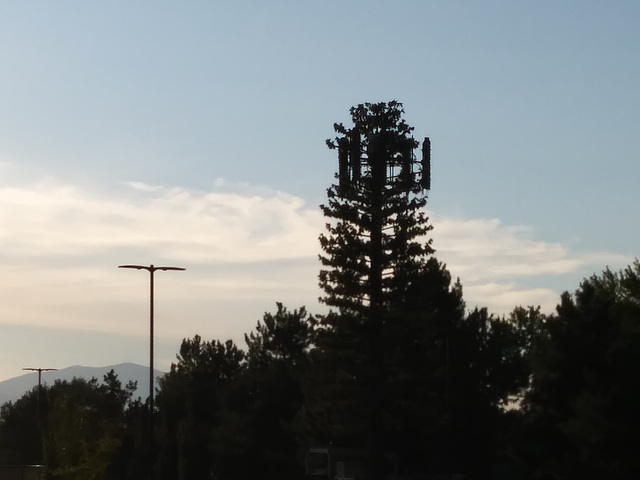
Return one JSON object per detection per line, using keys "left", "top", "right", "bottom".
{"left": 0, "top": 1, "right": 638, "bottom": 383}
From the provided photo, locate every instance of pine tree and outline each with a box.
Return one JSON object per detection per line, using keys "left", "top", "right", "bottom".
{"left": 317, "top": 101, "right": 434, "bottom": 479}
{"left": 319, "top": 101, "right": 433, "bottom": 314}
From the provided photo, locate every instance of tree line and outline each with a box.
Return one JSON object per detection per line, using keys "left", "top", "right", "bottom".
{"left": 1, "top": 102, "right": 638, "bottom": 479}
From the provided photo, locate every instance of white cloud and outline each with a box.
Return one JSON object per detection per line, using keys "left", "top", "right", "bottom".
{"left": 0, "top": 175, "right": 634, "bottom": 382}
{"left": 124, "top": 181, "right": 164, "bottom": 193}
{"left": 0, "top": 179, "right": 323, "bottom": 263}
{"left": 0, "top": 177, "right": 632, "bottom": 343}
{"left": 431, "top": 215, "right": 632, "bottom": 313}
{"left": 464, "top": 283, "right": 560, "bottom": 314}
{"left": 0, "top": 179, "right": 326, "bottom": 356}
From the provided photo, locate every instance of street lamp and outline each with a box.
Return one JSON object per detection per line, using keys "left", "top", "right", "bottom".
{"left": 22, "top": 367, "right": 58, "bottom": 464}
{"left": 118, "top": 264, "right": 185, "bottom": 479}
{"left": 22, "top": 367, "right": 58, "bottom": 393}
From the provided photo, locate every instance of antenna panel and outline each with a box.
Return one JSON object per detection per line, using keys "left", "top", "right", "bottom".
{"left": 421, "top": 137, "right": 431, "bottom": 190}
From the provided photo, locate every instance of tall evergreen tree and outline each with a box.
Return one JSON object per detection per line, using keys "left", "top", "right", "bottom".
{"left": 319, "top": 101, "right": 433, "bottom": 314}
{"left": 316, "top": 101, "right": 433, "bottom": 479}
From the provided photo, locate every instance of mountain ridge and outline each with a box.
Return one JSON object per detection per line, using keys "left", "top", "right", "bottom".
{"left": 0, "top": 363, "right": 165, "bottom": 406}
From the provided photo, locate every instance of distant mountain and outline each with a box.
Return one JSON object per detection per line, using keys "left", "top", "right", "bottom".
{"left": 0, "top": 363, "right": 165, "bottom": 406}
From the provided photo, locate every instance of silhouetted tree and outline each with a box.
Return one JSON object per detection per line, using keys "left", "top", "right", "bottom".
{"left": 309, "top": 102, "right": 543, "bottom": 479}
{"left": 155, "top": 335, "right": 245, "bottom": 480}
{"left": 0, "top": 388, "right": 41, "bottom": 465}
{"left": 520, "top": 261, "right": 640, "bottom": 479}
{"left": 382, "top": 265, "right": 541, "bottom": 477}
{"left": 45, "top": 374, "right": 135, "bottom": 480}
{"left": 240, "top": 303, "right": 315, "bottom": 479}
{"left": 156, "top": 304, "right": 316, "bottom": 480}
{"left": 0, "top": 371, "right": 135, "bottom": 480}
{"left": 314, "top": 101, "right": 435, "bottom": 478}
{"left": 110, "top": 396, "right": 148, "bottom": 480}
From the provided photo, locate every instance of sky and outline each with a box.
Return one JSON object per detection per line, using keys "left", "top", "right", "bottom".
{"left": 0, "top": 1, "right": 638, "bottom": 383}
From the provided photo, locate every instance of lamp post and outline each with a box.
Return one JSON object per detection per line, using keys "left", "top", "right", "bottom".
{"left": 118, "top": 264, "right": 185, "bottom": 480}
{"left": 22, "top": 367, "right": 57, "bottom": 465}
{"left": 22, "top": 367, "right": 58, "bottom": 396}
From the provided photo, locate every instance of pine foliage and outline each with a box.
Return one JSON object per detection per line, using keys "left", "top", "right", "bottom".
{"left": 319, "top": 101, "right": 433, "bottom": 316}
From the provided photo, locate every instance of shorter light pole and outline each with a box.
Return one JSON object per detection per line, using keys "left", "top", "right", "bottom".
{"left": 118, "top": 264, "right": 185, "bottom": 480}
{"left": 23, "top": 367, "right": 58, "bottom": 465}
{"left": 22, "top": 367, "right": 58, "bottom": 394}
